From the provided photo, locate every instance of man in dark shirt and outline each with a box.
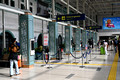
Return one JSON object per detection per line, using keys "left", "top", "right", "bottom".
{"left": 117, "top": 37, "right": 120, "bottom": 58}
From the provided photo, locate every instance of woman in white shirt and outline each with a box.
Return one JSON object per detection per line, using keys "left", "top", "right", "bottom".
{"left": 104, "top": 40, "right": 108, "bottom": 55}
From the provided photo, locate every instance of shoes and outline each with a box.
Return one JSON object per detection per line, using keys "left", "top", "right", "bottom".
{"left": 10, "top": 75, "right": 13, "bottom": 77}
{"left": 16, "top": 73, "right": 21, "bottom": 76}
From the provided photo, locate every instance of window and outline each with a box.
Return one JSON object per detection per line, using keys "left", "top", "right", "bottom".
{"left": 5, "top": 0, "right": 9, "bottom": 5}
{"left": 0, "top": 0, "right": 2, "bottom": 3}
{"left": 30, "top": 7, "right": 32, "bottom": 12}
{"left": 11, "top": 0, "right": 15, "bottom": 7}
{"left": 21, "top": 4, "right": 25, "bottom": 9}
{"left": 21, "top": 0, "right": 24, "bottom": 2}
{"left": 30, "top": 2, "right": 32, "bottom": 5}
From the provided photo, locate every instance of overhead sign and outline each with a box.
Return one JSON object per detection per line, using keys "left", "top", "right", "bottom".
{"left": 86, "top": 26, "right": 102, "bottom": 30}
{"left": 43, "top": 34, "right": 48, "bottom": 46}
{"left": 56, "top": 14, "right": 85, "bottom": 21}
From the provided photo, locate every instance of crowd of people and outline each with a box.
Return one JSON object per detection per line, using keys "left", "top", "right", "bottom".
{"left": 97, "top": 37, "right": 120, "bottom": 58}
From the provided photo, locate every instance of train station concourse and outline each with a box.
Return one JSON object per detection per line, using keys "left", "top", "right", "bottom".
{"left": 0, "top": 0, "right": 120, "bottom": 80}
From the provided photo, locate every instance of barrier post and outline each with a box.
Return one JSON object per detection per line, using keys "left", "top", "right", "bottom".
{"left": 89, "top": 48, "right": 91, "bottom": 61}
{"left": 80, "top": 51, "right": 85, "bottom": 68}
{"left": 47, "top": 53, "right": 52, "bottom": 69}
{"left": 84, "top": 50, "right": 89, "bottom": 64}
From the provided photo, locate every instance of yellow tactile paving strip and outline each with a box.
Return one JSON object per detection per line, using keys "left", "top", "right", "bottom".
{"left": 35, "top": 62, "right": 112, "bottom": 66}
{"left": 108, "top": 53, "right": 119, "bottom": 80}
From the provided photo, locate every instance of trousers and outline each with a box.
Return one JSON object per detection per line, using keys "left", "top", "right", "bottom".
{"left": 10, "top": 59, "right": 19, "bottom": 75}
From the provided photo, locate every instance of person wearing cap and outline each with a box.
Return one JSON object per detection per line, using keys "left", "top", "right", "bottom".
{"left": 8, "top": 38, "right": 20, "bottom": 77}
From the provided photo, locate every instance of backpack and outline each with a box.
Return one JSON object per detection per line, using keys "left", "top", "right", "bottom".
{"left": 10, "top": 44, "right": 18, "bottom": 53}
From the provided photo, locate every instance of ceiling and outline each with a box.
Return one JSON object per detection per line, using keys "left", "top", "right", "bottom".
{"left": 59, "top": 0, "right": 120, "bottom": 16}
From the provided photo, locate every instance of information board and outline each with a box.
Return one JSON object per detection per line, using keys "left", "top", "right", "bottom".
{"left": 56, "top": 14, "right": 85, "bottom": 21}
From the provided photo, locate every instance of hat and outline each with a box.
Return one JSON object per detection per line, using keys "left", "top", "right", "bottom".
{"left": 12, "top": 38, "right": 16, "bottom": 43}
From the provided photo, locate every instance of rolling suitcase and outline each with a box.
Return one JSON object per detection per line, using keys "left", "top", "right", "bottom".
{"left": 100, "top": 46, "right": 105, "bottom": 55}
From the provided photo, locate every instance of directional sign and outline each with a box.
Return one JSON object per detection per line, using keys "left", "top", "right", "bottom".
{"left": 56, "top": 14, "right": 85, "bottom": 21}
{"left": 86, "top": 26, "right": 102, "bottom": 30}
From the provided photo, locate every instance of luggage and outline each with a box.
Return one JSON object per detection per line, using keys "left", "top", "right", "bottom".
{"left": 100, "top": 46, "right": 105, "bottom": 55}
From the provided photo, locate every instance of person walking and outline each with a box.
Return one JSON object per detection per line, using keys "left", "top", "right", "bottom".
{"left": 117, "top": 37, "right": 120, "bottom": 58}
{"left": 104, "top": 40, "right": 108, "bottom": 55}
{"left": 9, "top": 38, "right": 20, "bottom": 77}
{"left": 113, "top": 38, "right": 118, "bottom": 53}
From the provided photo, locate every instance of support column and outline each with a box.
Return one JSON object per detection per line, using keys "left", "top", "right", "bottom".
{"left": 49, "top": 21, "right": 58, "bottom": 59}
{"left": 92, "top": 10, "right": 94, "bottom": 26}
{"left": 52, "top": 0, "right": 55, "bottom": 19}
{"left": 19, "top": 12, "right": 34, "bottom": 68}
{"left": 76, "top": 0, "right": 79, "bottom": 26}
{"left": 83, "top": 0, "right": 86, "bottom": 28}
{"left": 2, "top": 10, "right": 6, "bottom": 51}
{"left": 75, "top": 28, "right": 81, "bottom": 51}
{"left": 26, "top": 0, "right": 29, "bottom": 10}
{"left": 65, "top": 25, "right": 72, "bottom": 53}
{"left": 18, "top": 0, "right": 20, "bottom": 8}
{"left": 67, "top": 0, "right": 69, "bottom": 14}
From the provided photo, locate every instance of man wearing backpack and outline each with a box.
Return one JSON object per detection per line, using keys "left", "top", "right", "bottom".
{"left": 9, "top": 38, "right": 20, "bottom": 77}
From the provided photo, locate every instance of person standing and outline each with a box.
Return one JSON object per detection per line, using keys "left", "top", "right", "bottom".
{"left": 104, "top": 40, "right": 108, "bottom": 55}
{"left": 117, "top": 37, "right": 120, "bottom": 58}
{"left": 9, "top": 38, "right": 20, "bottom": 77}
{"left": 114, "top": 38, "right": 118, "bottom": 53}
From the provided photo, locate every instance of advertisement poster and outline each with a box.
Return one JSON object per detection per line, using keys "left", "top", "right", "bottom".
{"left": 43, "top": 34, "right": 48, "bottom": 46}
{"left": 103, "top": 17, "right": 120, "bottom": 29}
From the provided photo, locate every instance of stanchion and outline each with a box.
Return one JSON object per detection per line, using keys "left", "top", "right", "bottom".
{"left": 41, "top": 51, "right": 45, "bottom": 67}
{"left": 47, "top": 53, "right": 52, "bottom": 69}
{"left": 84, "top": 50, "right": 89, "bottom": 64}
{"left": 89, "top": 49, "right": 92, "bottom": 61}
{"left": 80, "top": 50, "right": 85, "bottom": 68}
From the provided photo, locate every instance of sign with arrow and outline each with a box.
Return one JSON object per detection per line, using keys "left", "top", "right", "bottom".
{"left": 56, "top": 14, "right": 85, "bottom": 21}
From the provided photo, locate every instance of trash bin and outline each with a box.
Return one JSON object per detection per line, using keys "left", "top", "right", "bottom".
{"left": 100, "top": 46, "right": 105, "bottom": 55}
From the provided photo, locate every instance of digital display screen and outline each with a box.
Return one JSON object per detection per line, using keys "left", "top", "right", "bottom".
{"left": 103, "top": 17, "right": 120, "bottom": 29}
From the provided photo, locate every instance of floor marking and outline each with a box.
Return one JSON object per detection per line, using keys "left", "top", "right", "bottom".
{"left": 108, "top": 53, "right": 119, "bottom": 80}
{"left": 35, "top": 62, "right": 112, "bottom": 66}
{"left": 65, "top": 74, "right": 74, "bottom": 79}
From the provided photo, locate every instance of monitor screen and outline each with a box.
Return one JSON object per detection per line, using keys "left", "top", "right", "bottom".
{"left": 103, "top": 17, "right": 120, "bottom": 29}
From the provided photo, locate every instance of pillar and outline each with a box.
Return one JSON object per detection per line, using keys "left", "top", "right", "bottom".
{"left": 19, "top": 12, "right": 34, "bottom": 68}
{"left": 65, "top": 25, "right": 72, "bottom": 53}
{"left": 49, "top": 21, "right": 58, "bottom": 59}
{"left": 75, "top": 28, "right": 81, "bottom": 51}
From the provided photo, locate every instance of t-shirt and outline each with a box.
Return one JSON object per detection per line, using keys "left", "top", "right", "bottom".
{"left": 104, "top": 42, "right": 108, "bottom": 48}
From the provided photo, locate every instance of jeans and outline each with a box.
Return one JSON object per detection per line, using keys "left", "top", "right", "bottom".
{"left": 10, "top": 59, "right": 19, "bottom": 75}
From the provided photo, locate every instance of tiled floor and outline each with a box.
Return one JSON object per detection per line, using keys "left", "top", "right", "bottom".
{"left": 0, "top": 48, "right": 119, "bottom": 80}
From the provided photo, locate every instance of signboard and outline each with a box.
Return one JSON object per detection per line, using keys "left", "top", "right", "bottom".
{"left": 43, "top": 34, "right": 48, "bottom": 46}
{"left": 86, "top": 26, "right": 102, "bottom": 30}
{"left": 103, "top": 17, "right": 120, "bottom": 29}
{"left": 56, "top": 14, "right": 85, "bottom": 21}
